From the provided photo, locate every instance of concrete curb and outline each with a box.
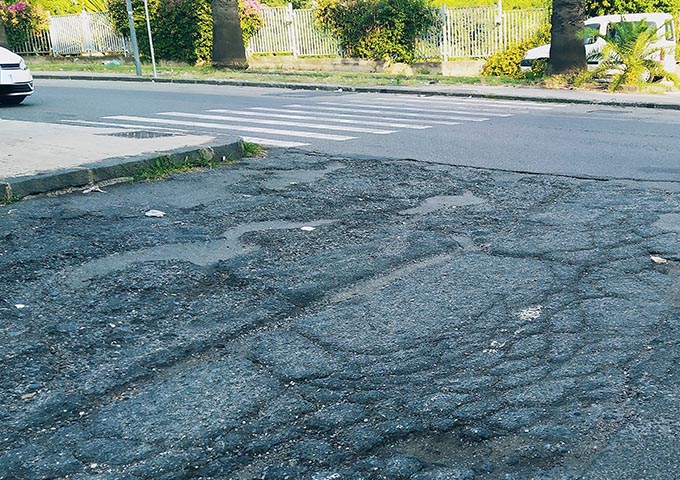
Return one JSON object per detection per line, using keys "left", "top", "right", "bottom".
{"left": 34, "top": 72, "right": 680, "bottom": 111}
{"left": 1, "top": 141, "right": 243, "bottom": 202}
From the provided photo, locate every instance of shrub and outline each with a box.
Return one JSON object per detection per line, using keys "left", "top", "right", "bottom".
{"left": 584, "top": 0, "right": 680, "bottom": 17}
{"left": 0, "top": 1, "right": 47, "bottom": 48}
{"left": 315, "top": 0, "right": 438, "bottom": 63}
{"left": 263, "top": 0, "right": 311, "bottom": 8}
{"left": 240, "top": 0, "right": 264, "bottom": 44}
{"left": 590, "top": 19, "right": 679, "bottom": 91}
{"left": 152, "top": 0, "right": 212, "bottom": 64}
{"left": 481, "top": 23, "right": 550, "bottom": 78}
{"left": 107, "top": 0, "right": 212, "bottom": 64}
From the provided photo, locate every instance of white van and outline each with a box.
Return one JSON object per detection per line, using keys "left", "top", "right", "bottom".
{"left": 521, "top": 12, "right": 677, "bottom": 74}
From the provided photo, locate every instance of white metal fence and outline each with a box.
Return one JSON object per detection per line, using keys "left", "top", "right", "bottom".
{"left": 9, "top": 11, "right": 127, "bottom": 56}
{"left": 247, "top": 4, "right": 549, "bottom": 60}
{"left": 246, "top": 4, "right": 341, "bottom": 57}
{"left": 8, "top": 5, "right": 547, "bottom": 60}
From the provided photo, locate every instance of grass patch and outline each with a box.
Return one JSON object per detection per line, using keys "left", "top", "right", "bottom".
{"left": 241, "top": 141, "right": 266, "bottom": 158}
{"left": 28, "top": 57, "right": 534, "bottom": 88}
{"left": 133, "top": 150, "right": 242, "bottom": 181}
{"left": 0, "top": 193, "right": 20, "bottom": 205}
{"left": 133, "top": 142, "right": 264, "bottom": 182}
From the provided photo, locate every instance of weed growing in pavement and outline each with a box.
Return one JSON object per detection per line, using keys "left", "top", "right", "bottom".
{"left": 241, "top": 141, "right": 266, "bottom": 158}
{"left": 0, "top": 193, "right": 20, "bottom": 206}
{"left": 133, "top": 143, "right": 264, "bottom": 182}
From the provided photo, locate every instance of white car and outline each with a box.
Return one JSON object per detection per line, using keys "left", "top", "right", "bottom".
{"left": 521, "top": 12, "right": 677, "bottom": 74}
{"left": 0, "top": 46, "right": 34, "bottom": 105}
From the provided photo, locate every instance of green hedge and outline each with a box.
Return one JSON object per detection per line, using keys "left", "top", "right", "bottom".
{"left": 315, "top": 0, "right": 438, "bottom": 63}
{"left": 108, "top": 0, "right": 212, "bottom": 64}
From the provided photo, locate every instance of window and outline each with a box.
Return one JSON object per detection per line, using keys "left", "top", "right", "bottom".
{"left": 584, "top": 24, "right": 600, "bottom": 45}
{"left": 664, "top": 21, "right": 675, "bottom": 41}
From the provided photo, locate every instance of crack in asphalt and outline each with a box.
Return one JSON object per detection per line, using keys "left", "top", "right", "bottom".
{"left": 0, "top": 150, "right": 678, "bottom": 479}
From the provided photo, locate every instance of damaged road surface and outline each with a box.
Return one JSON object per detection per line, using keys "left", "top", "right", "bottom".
{"left": 1, "top": 150, "right": 679, "bottom": 480}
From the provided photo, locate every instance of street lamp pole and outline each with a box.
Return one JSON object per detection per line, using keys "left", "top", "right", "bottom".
{"left": 142, "top": 0, "right": 157, "bottom": 78}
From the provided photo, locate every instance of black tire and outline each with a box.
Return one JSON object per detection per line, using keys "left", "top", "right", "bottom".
{"left": 0, "top": 95, "right": 27, "bottom": 105}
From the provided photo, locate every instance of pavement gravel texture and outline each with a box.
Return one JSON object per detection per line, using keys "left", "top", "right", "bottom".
{"left": 0, "top": 150, "right": 679, "bottom": 480}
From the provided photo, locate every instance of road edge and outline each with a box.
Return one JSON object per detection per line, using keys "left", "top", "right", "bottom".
{"left": 33, "top": 72, "right": 680, "bottom": 111}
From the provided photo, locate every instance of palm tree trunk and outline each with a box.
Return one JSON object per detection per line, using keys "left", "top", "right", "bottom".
{"left": 213, "top": 0, "right": 248, "bottom": 69}
{"left": 0, "top": 21, "right": 9, "bottom": 49}
{"left": 548, "top": 0, "right": 586, "bottom": 73}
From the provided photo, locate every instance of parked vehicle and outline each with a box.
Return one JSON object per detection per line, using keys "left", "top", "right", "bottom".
{"left": 520, "top": 13, "right": 677, "bottom": 74}
{"left": 0, "top": 46, "right": 34, "bottom": 105}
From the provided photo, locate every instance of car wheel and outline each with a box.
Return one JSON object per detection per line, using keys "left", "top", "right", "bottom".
{"left": 640, "top": 69, "right": 653, "bottom": 83}
{"left": 0, "top": 95, "right": 27, "bottom": 105}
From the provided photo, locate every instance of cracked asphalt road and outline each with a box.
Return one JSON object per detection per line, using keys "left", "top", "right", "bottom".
{"left": 1, "top": 150, "right": 679, "bottom": 480}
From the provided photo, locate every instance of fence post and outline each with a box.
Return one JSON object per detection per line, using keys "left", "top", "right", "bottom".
{"left": 285, "top": 3, "right": 298, "bottom": 58}
{"left": 440, "top": 5, "right": 449, "bottom": 61}
{"left": 495, "top": 0, "right": 504, "bottom": 52}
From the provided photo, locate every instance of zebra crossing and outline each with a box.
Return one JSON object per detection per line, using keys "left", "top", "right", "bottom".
{"left": 60, "top": 94, "right": 564, "bottom": 148}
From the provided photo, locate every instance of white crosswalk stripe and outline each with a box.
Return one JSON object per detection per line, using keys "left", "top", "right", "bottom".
{"left": 240, "top": 136, "right": 311, "bottom": 148}
{"left": 282, "top": 104, "right": 490, "bottom": 122}
{"left": 249, "top": 107, "right": 463, "bottom": 126}
{"left": 103, "top": 115, "right": 358, "bottom": 141}
{"left": 61, "top": 119, "right": 194, "bottom": 134}
{"left": 315, "top": 101, "right": 512, "bottom": 117}
{"left": 57, "top": 94, "right": 562, "bottom": 149}
{"left": 157, "top": 111, "right": 397, "bottom": 135}
{"left": 206, "top": 108, "right": 432, "bottom": 130}
{"left": 362, "top": 95, "right": 564, "bottom": 110}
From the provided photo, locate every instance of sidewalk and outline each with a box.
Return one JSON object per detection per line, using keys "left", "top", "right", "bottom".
{"left": 2, "top": 70, "right": 680, "bottom": 201}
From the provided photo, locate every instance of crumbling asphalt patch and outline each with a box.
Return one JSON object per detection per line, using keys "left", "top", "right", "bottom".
{"left": 0, "top": 150, "right": 679, "bottom": 479}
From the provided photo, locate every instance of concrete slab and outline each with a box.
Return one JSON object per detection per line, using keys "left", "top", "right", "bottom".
{"left": 0, "top": 118, "right": 242, "bottom": 200}
{"left": 0, "top": 119, "right": 217, "bottom": 178}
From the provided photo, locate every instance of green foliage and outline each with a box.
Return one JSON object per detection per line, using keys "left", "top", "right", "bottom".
{"left": 433, "top": 0, "right": 548, "bottom": 7}
{"left": 0, "top": 1, "right": 47, "bottom": 47}
{"left": 107, "top": 0, "right": 212, "bottom": 64}
{"left": 481, "top": 23, "right": 550, "bottom": 78}
{"left": 241, "top": 141, "right": 265, "bottom": 157}
{"left": 584, "top": 0, "right": 680, "bottom": 17}
{"left": 240, "top": 0, "right": 264, "bottom": 44}
{"left": 152, "top": 0, "right": 211, "bottom": 64}
{"left": 31, "top": 0, "right": 107, "bottom": 14}
{"left": 263, "top": 0, "right": 310, "bottom": 7}
{"left": 590, "top": 19, "right": 679, "bottom": 91}
{"left": 315, "top": 0, "right": 438, "bottom": 63}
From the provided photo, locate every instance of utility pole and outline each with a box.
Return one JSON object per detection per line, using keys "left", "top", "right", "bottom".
{"left": 125, "top": 0, "right": 142, "bottom": 76}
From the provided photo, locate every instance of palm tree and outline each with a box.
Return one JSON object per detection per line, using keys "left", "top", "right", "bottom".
{"left": 591, "top": 19, "right": 680, "bottom": 91}
{"left": 213, "top": 0, "right": 248, "bottom": 69}
{"left": 0, "top": 21, "right": 8, "bottom": 48}
{"left": 548, "top": 0, "right": 586, "bottom": 73}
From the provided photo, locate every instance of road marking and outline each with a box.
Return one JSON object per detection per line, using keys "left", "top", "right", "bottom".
{"left": 157, "top": 111, "right": 397, "bottom": 135}
{"left": 317, "top": 101, "right": 512, "bottom": 117}
{"left": 60, "top": 119, "right": 192, "bottom": 134}
{"left": 365, "top": 96, "right": 562, "bottom": 110}
{"left": 103, "top": 115, "right": 357, "bottom": 141}
{"left": 284, "top": 104, "right": 489, "bottom": 122}
{"left": 206, "top": 108, "right": 432, "bottom": 130}
{"left": 250, "top": 107, "right": 464, "bottom": 125}
{"left": 241, "top": 136, "right": 311, "bottom": 148}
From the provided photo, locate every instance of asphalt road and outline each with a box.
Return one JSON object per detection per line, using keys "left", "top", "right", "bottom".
{"left": 2, "top": 79, "right": 680, "bottom": 182}
{"left": 1, "top": 145, "right": 679, "bottom": 479}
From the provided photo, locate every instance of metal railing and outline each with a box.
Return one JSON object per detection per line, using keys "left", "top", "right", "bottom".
{"left": 246, "top": 4, "right": 340, "bottom": 57}
{"left": 8, "top": 5, "right": 547, "bottom": 60}
{"left": 248, "top": 4, "right": 549, "bottom": 60}
{"left": 9, "top": 11, "right": 127, "bottom": 56}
